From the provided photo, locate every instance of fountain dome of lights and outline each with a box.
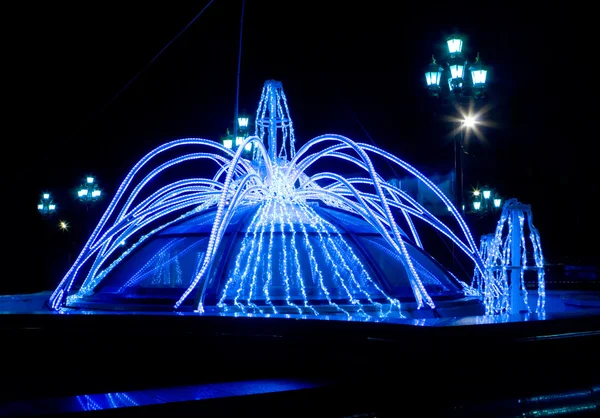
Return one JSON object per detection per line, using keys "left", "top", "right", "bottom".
{"left": 49, "top": 80, "right": 486, "bottom": 318}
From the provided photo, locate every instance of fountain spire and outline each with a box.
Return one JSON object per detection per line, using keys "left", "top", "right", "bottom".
{"left": 254, "top": 80, "right": 296, "bottom": 162}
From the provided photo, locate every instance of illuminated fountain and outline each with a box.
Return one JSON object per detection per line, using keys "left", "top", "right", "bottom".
{"left": 49, "top": 80, "right": 487, "bottom": 318}
{"left": 471, "top": 199, "right": 546, "bottom": 315}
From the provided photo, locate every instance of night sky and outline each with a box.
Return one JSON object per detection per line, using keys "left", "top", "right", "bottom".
{"left": 6, "top": 1, "right": 594, "bottom": 293}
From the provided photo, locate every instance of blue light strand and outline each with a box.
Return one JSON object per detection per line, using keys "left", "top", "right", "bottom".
{"left": 51, "top": 139, "right": 238, "bottom": 307}
{"left": 236, "top": 203, "right": 268, "bottom": 312}
{"left": 301, "top": 203, "right": 365, "bottom": 314}
{"left": 262, "top": 200, "right": 278, "bottom": 313}
{"left": 295, "top": 204, "right": 349, "bottom": 317}
{"left": 190, "top": 185, "right": 272, "bottom": 312}
{"left": 330, "top": 176, "right": 476, "bottom": 264}
{"left": 519, "top": 212, "right": 531, "bottom": 312}
{"left": 529, "top": 215, "right": 546, "bottom": 313}
{"left": 298, "top": 170, "right": 431, "bottom": 309}
{"left": 283, "top": 203, "right": 318, "bottom": 315}
{"left": 293, "top": 136, "right": 476, "bottom": 307}
{"left": 218, "top": 203, "right": 264, "bottom": 310}
{"left": 291, "top": 138, "right": 482, "bottom": 273}
{"left": 127, "top": 238, "right": 185, "bottom": 287}
{"left": 75, "top": 200, "right": 217, "bottom": 298}
{"left": 276, "top": 201, "right": 303, "bottom": 314}
{"left": 176, "top": 157, "right": 270, "bottom": 309}
{"left": 478, "top": 199, "right": 546, "bottom": 315}
{"left": 82, "top": 191, "right": 221, "bottom": 290}
{"left": 72, "top": 194, "right": 219, "bottom": 298}
{"left": 304, "top": 204, "right": 400, "bottom": 316}
{"left": 127, "top": 238, "right": 197, "bottom": 289}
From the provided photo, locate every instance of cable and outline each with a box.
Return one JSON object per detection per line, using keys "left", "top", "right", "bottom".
{"left": 344, "top": 103, "right": 402, "bottom": 180}
{"left": 70, "top": 1, "right": 217, "bottom": 138}
{"left": 233, "top": 0, "right": 246, "bottom": 139}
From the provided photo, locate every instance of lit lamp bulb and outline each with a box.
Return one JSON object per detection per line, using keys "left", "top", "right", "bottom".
{"left": 238, "top": 117, "right": 249, "bottom": 128}
{"left": 464, "top": 117, "right": 476, "bottom": 128}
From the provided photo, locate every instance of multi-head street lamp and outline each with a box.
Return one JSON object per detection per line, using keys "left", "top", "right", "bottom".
{"left": 77, "top": 176, "right": 102, "bottom": 204}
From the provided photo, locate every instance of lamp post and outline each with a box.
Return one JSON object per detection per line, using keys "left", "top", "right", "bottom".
{"left": 424, "top": 34, "right": 489, "bottom": 214}
{"left": 37, "top": 192, "right": 57, "bottom": 218}
{"left": 76, "top": 175, "right": 102, "bottom": 240}
{"left": 470, "top": 187, "right": 502, "bottom": 215}
{"left": 457, "top": 116, "right": 478, "bottom": 212}
{"left": 76, "top": 176, "right": 102, "bottom": 205}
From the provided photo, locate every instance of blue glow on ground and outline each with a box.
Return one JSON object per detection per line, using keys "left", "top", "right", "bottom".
{"left": 0, "top": 378, "right": 323, "bottom": 417}
{"left": 2, "top": 291, "right": 599, "bottom": 326}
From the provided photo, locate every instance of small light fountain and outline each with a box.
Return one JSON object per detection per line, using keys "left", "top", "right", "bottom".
{"left": 475, "top": 198, "right": 546, "bottom": 315}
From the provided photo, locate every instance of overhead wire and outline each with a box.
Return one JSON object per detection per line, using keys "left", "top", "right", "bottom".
{"left": 233, "top": 0, "right": 246, "bottom": 139}
{"left": 67, "top": 0, "right": 217, "bottom": 140}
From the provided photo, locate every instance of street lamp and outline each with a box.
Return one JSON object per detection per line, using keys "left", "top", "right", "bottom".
{"left": 424, "top": 33, "right": 489, "bottom": 214}
{"left": 469, "top": 53, "right": 488, "bottom": 99}
{"left": 77, "top": 175, "right": 102, "bottom": 204}
{"left": 427, "top": 34, "right": 488, "bottom": 101}
{"left": 446, "top": 35, "right": 463, "bottom": 54}
{"left": 469, "top": 187, "right": 502, "bottom": 215}
{"left": 38, "top": 192, "right": 57, "bottom": 217}
{"left": 238, "top": 117, "right": 249, "bottom": 130}
{"left": 448, "top": 59, "right": 466, "bottom": 95}
{"left": 237, "top": 115, "right": 252, "bottom": 152}
{"left": 425, "top": 56, "right": 443, "bottom": 97}
{"left": 463, "top": 116, "right": 476, "bottom": 128}
{"left": 222, "top": 129, "right": 234, "bottom": 150}
{"left": 223, "top": 117, "right": 253, "bottom": 153}
{"left": 235, "top": 135, "right": 252, "bottom": 151}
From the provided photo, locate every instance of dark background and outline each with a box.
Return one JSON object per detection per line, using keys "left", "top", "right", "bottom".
{"left": 4, "top": 1, "right": 593, "bottom": 294}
